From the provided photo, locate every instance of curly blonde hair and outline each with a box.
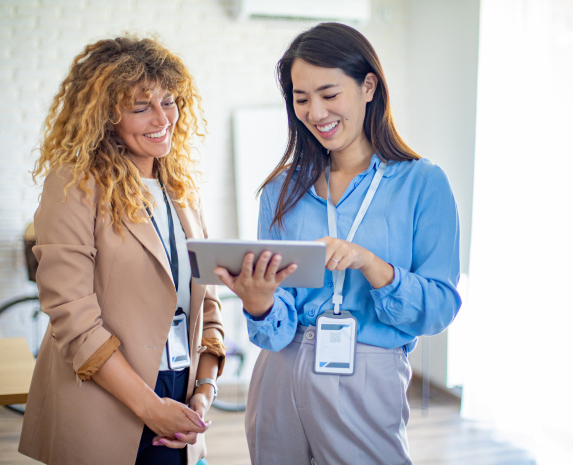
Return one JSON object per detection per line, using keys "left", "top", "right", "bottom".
{"left": 33, "top": 35, "right": 206, "bottom": 233}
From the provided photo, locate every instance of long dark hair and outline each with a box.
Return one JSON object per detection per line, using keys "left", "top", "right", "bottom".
{"left": 260, "top": 22, "right": 420, "bottom": 229}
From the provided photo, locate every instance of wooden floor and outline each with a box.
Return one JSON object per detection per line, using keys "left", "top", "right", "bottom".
{"left": 405, "top": 382, "right": 536, "bottom": 465}
{"left": 1, "top": 380, "right": 537, "bottom": 465}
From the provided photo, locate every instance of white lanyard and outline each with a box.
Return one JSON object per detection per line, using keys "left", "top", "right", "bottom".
{"left": 326, "top": 158, "right": 386, "bottom": 314}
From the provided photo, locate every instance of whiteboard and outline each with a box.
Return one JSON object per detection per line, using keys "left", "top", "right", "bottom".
{"left": 232, "top": 106, "right": 288, "bottom": 240}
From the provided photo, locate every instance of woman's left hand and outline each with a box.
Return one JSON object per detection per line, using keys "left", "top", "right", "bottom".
{"left": 319, "top": 236, "right": 374, "bottom": 271}
{"left": 151, "top": 390, "right": 214, "bottom": 448}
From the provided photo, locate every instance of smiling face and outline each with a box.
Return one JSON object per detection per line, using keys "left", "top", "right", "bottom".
{"left": 291, "top": 59, "right": 377, "bottom": 157}
{"left": 115, "top": 84, "right": 179, "bottom": 177}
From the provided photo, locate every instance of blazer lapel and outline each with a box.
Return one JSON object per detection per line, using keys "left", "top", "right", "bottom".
{"left": 170, "top": 196, "right": 208, "bottom": 317}
{"left": 122, "top": 212, "right": 173, "bottom": 285}
{"left": 171, "top": 197, "right": 204, "bottom": 241}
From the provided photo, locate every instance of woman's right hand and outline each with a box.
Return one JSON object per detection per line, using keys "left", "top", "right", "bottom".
{"left": 214, "top": 252, "right": 297, "bottom": 317}
{"left": 139, "top": 396, "right": 209, "bottom": 440}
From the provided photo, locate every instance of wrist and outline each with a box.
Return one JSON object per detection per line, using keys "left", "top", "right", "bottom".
{"left": 132, "top": 387, "right": 161, "bottom": 421}
{"left": 194, "top": 377, "right": 218, "bottom": 403}
{"left": 194, "top": 384, "right": 215, "bottom": 403}
{"left": 359, "top": 249, "right": 375, "bottom": 272}
{"left": 359, "top": 252, "right": 395, "bottom": 289}
{"left": 244, "top": 297, "right": 274, "bottom": 318}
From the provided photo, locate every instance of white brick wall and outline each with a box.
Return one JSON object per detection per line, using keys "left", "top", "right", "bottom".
{"left": 0, "top": 0, "right": 410, "bottom": 305}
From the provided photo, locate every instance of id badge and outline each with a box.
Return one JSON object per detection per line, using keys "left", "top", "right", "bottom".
{"left": 314, "top": 310, "right": 357, "bottom": 375}
{"left": 166, "top": 312, "right": 191, "bottom": 370}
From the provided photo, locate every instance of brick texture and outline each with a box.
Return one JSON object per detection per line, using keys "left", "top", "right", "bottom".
{"left": 0, "top": 0, "right": 409, "bottom": 310}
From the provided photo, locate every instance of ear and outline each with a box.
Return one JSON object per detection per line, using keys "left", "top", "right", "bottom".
{"left": 363, "top": 72, "right": 378, "bottom": 103}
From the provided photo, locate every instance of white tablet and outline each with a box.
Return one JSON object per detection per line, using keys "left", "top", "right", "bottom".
{"left": 186, "top": 239, "right": 326, "bottom": 288}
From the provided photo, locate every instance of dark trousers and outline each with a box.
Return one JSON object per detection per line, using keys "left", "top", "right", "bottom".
{"left": 136, "top": 368, "right": 190, "bottom": 465}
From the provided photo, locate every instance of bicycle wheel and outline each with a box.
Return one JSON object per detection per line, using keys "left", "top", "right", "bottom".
{"left": 211, "top": 290, "right": 259, "bottom": 412}
{"left": 0, "top": 294, "right": 46, "bottom": 415}
{"left": 0, "top": 295, "right": 46, "bottom": 356}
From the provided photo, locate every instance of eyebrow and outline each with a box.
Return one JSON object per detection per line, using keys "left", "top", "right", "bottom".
{"left": 133, "top": 92, "right": 173, "bottom": 105}
{"left": 292, "top": 84, "right": 339, "bottom": 94}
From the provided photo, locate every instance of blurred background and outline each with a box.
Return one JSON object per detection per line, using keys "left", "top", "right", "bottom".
{"left": 0, "top": 0, "right": 572, "bottom": 464}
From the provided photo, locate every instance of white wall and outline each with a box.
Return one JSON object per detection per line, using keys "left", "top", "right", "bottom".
{"left": 406, "top": 0, "right": 480, "bottom": 275}
{"left": 404, "top": 0, "right": 480, "bottom": 390}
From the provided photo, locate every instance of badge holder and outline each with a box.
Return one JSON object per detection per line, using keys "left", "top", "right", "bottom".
{"left": 314, "top": 308, "right": 357, "bottom": 375}
{"left": 166, "top": 310, "right": 191, "bottom": 370}
{"left": 313, "top": 158, "right": 385, "bottom": 376}
{"left": 147, "top": 179, "right": 191, "bottom": 371}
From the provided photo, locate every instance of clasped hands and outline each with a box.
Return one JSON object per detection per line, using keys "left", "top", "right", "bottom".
{"left": 145, "top": 387, "right": 214, "bottom": 449}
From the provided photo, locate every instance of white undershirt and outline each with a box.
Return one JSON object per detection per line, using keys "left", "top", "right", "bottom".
{"left": 142, "top": 178, "right": 191, "bottom": 371}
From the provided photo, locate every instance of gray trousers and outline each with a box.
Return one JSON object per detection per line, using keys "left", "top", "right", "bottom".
{"left": 246, "top": 325, "right": 413, "bottom": 465}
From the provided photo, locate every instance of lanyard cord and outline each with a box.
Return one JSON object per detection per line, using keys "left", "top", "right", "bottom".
{"left": 326, "top": 157, "right": 386, "bottom": 314}
{"left": 146, "top": 177, "right": 179, "bottom": 293}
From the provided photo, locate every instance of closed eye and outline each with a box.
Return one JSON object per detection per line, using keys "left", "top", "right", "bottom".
{"left": 324, "top": 94, "right": 339, "bottom": 100}
{"left": 295, "top": 99, "right": 308, "bottom": 104}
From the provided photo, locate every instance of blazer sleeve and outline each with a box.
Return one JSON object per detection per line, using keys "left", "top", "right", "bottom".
{"left": 197, "top": 197, "right": 226, "bottom": 377}
{"left": 33, "top": 168, "right": 120, "bottom": 380}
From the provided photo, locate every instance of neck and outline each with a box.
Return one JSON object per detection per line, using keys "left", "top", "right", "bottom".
{"left": 329, "top": 135, "right": 374, "bottom": 174}
{"left": 130, "top": 156, "right": 154, "bottom": 179}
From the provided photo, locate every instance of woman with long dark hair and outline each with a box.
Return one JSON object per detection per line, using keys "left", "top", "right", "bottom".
{"left": 217, "top": 23, "right": 461, "bottom": 464}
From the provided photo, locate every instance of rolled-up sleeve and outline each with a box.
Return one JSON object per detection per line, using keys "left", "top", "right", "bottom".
{"left": 33, "top": 168, "right": 120, "bottom": 380}
{"left": 201, "top": 285, "right": 226, "bottom": 378}
{"left": 371, "top": 166, "right": 462, "bottom": 336}
{"left": 76, "top": 335, "right": 121, "bottom": 381}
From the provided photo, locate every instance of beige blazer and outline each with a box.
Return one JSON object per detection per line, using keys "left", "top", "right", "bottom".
{"left": 19, "top": 168, "right": 224, "bottom": 465}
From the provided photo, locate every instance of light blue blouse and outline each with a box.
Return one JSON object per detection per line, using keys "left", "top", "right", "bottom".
{"left": 245, "top": 155, "right": 461, "bottom": 354}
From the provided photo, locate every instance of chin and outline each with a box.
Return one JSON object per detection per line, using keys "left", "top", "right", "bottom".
{"left": 323, "top": 142, "right": 343, "bottom": 153}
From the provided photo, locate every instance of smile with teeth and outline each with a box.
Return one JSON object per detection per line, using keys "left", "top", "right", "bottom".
{"left": 143, "top": 127, "right": 168, "bottom": 139}
{"left": 316, "top": 121, "right": 339, "bottom": 133}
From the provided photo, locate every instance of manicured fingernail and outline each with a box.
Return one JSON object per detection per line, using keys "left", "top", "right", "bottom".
{"left": 200, "top": 419, "right": 206, "bottom": 427}
{"left": 152, "top": 441, "right": 161, "bottom": 446}
{"left": 175, "top": 433, "right": 182, "bottom": 439}
{"left": 159, "top": 439, "right": 166, "bottom": 445}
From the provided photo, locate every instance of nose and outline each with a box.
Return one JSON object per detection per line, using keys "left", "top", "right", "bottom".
{"left": 151, "top": 105, "right": 170, "bottom": 127}
{"left": 308, "top": 98, "right": 328, "bottom": 123}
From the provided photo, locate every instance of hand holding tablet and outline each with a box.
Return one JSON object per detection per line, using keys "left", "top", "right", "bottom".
{"left": 215, "top": 250, "right": 297, "bottom": 317}
{"left": 186, "top": 239, "right": 327, "bottom": 318}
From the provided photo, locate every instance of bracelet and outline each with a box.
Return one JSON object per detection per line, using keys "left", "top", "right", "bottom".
{"left": 195, "top": 378, "right": 218, "bottom": 400}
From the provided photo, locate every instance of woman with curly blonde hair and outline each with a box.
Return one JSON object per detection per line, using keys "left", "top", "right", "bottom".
{"left": 19, "top": 36, "right": 225, "bottom": 465}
